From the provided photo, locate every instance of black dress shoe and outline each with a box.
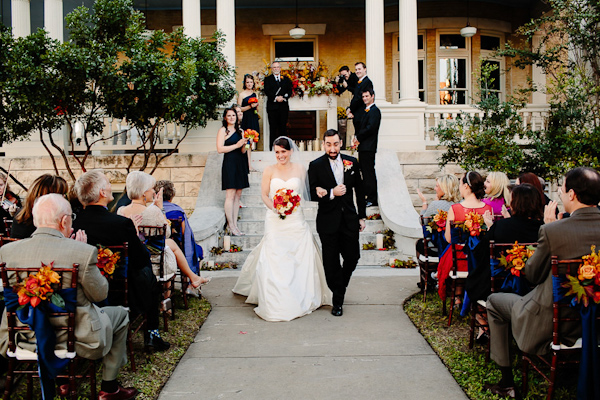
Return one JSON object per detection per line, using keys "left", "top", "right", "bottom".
{"left": 331, "top": 305, "right": 343, "bottom": 316}
{"left": 144, "top": 334, "right": 171, "bottom": 352}
{"left": 484, "top": 383, "right": 519, "bottom": 399}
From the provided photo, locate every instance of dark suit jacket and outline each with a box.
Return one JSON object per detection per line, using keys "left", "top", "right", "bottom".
{"left": 72, "top": 205, "right": 150, "bottom": 273}
{"left": 263, "top": 74, "right": 293, "bottom": 112}
{"left": 356, "top": 104, "right": 381, "bottom": 152}
{"left": 348, "top": 76, "right": 373, "bottom": 122}
{"left": 511, "top": 207, "right": 600, "bottom": 354}
{"left": 308, "top": 154, "right": 366, "bottom": 235}
{"left": 337, "top": 72, "right": 358, "bottom": 95}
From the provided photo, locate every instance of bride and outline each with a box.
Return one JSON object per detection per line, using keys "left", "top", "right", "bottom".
{"left": 232, "top": 136, "right": 332, "bottom": 321}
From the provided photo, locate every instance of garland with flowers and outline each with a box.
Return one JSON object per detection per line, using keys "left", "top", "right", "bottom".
{"left": 562, "top": 245, "right": 600, "bottom": 306}
{"left": 498, "top": 242, "right": 536, "bottom": 277}
{"left": 13, "top": 262, "right": 64, "bottom": 309}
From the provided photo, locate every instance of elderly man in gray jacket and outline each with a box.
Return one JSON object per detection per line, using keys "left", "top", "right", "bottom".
{"left": 486, "top": 167, "right": 600, "bottom": 398}
{"left": 0, "top": 194, "right": 137, "bottom": 400}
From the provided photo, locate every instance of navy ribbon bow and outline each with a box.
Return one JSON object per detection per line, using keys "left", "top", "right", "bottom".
{"left": 4, "top": 287, "right": 77, "bottom": 400}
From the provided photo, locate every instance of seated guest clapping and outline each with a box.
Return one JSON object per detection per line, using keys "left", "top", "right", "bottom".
{"left": 485, "top": 167, "right": 600, "bottom": 398}
{"left": 0, "top": 194, "right": 137, "bottom": 399}
{"left": 117, "top": 172, "right": 210, "bottom": 288}
{"left": 155, "top": 180, "right": 203, "bottom": 276}
{"left": 72, "top": 170, "right": 170, "bottom": 352}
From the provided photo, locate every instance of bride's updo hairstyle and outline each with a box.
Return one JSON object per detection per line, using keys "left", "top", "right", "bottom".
{"left": 462, "top": 171, "right": 486, "bottom": 199}
{"left": 273, "top": 137, "right": 292, "bottom": 150}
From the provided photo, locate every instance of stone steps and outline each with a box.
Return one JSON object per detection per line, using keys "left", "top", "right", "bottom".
{"left": 229, "top": 231, "right": 388, "bottom": 248}
{"left": 236, "top": 219, "right": 386, "bottom": 235}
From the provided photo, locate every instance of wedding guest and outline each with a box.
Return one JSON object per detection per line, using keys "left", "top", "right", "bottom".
{"left": 0, "top": 172, "right": 22, "bottom": 220}
{"left": 217, "top": 107, "right": 249, "bottom": 236}
{"left": 483, "top": 171, "right": 511, "bottom": 216}
{"left": 515, "top": 172, "right": 558, "bottom": 217}
{"left": 353, "top": 88, "right": 380, "bottom": 207}
{"left": 415, "top": 175, "right": 461, "bottom": 257}
{"left": 73, "top": 169, "right": 170, "bottom": 352}
{"left": 438, "top": 172, "right": 492, "bottom": 304}
{"left": 336, "top": 66, "right": 358, "bottom": 96}
{"left": 155, "top": 180, "right": 203, "bottom": 275}
{"left": 485, "top": 167, "right": 600, "bottom": 398}
{"left": 467, "top": 184, "right": 544, "bottom": 342}
{"left": 264, "top": 61, "right": 293, "bottom": 148}
{"left": 117, "top": 171, "right": 209, "bottom": 288}
{"left": 346, "top": 62, "right": 373, "bottom": 133}
{"left": 11, "top": 174, "right": 69, "bottom": 239}
{"left": 0, "top": 194, "right": 137, "bottom": 400}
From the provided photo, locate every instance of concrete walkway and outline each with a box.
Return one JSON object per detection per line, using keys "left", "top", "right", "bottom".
{"left": 158, "top": 270, "right": 468, "bottom": 400}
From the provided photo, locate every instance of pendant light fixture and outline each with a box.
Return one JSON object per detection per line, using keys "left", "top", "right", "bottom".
{"left": 460, "top": 0, "right": 477, "bottom": 38}
{"left": 289, "top": 0, "right": 306, "bottom": 39}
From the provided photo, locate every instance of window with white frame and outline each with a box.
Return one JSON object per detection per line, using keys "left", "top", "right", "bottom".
{"left": 437, "top": 33, "right": 470, "bottom": 105}
{"left": 272, "top": 37, "right": 317, "bottom": 62}
{"left": 479, "top": 34, "right": 505, "bottom": 100}
{"left": 392, "top": 32, "right": 426, "bottom": 103}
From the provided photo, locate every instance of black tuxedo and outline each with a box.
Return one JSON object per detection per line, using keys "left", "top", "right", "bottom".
{"left": 348, "top": 76, "right": 373, "bottom": 132}
{"left": 337, "top": 72, "right": 358, "bottom": 96}
{"left": 73, "top": 205, "right": 161, "bottom": 330}
{"left": 308, "top": 154, "right": 366, "bottom": 307}
{"left": 357, "top": 104, "right": 381, "bottom": 204}
{"left": 264, "top": 74, "right": 293, "bottom": 148}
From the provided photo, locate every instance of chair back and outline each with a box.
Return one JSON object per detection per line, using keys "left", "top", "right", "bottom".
{"left": 489, "top": 240, "right": 538, "bottom": 294}
{"left": 449, "top": 221, "right": 469, "bottom": 271}
{"left": 168, "top": 216, "right": 184, "bottom": 250}
{"left": 0, "top": 236, "right": 19, "bottom": 247}
{"left": 139, "top": 224, "right": 168, "bottom": 279}
{"left": 0, "top": 262, "right": 79, "bottom": 355}
{"left": 97, "top": 242, "right": 129, "bottom": 307}
{"left": 2, "top": 217, "right": 12, "bottom": 236}
{"left": 419, "top": 215, "right": 433, "bottom": 257}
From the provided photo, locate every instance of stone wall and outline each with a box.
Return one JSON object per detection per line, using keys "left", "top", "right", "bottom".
{"left": 0, "top": 154, "right": 207, "bottom": 215}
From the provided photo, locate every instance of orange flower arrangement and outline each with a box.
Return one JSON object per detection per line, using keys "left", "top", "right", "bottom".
{"left": 456, "top": 211, "right": 486, "bottom": 236}
{"left": 13, "top": 262, "right": 63, "bottom": 308}
{"left": 273, "top": 188, "right": 301, "bottom": 220}
{"left": 97, "top": 246, "right": 121, "bottom": 279}
{"left": 243, "top": 129, "right": 259, "bottom": 149}
{"left": 562, "top": 245, "right": 600, "bottom": 306}
{"left": 499, "top": 242, "right": 536, "bottom": 277}
{"left": 247, "top": 97, "right": 259, "bottom": 115}
{"left": 427, "top": 210, "right": 448, "bottom": 233}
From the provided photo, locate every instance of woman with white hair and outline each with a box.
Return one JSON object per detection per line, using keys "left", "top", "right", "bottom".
{"left": 117, "top": 171, "right": 210, "bottom": 288}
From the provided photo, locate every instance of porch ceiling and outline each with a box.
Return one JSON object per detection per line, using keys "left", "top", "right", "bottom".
{"left": 133, "top": 0, "right": 544, "bottom": 11}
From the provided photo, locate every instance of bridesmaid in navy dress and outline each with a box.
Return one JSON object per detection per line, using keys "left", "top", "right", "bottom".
{"left": 238, "top": 74, "right": 260, "bottom": 171}
{"left": 217, "top": 107, "right": 249, "bottom": 236}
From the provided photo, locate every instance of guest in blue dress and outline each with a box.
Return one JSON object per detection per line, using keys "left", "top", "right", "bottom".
{"left": 217, "top": 107, "right": 249, "bottom": 236}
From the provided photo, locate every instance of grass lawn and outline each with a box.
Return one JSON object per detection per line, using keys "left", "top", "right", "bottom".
{"left": 404, "top": 292, "right": 577, "bottom": 400}
{"left": 8, "top": 292, "right": 211, "bottom": 400}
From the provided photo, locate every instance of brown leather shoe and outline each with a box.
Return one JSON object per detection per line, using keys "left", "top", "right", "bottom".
{"left": 484, "top": 383, "right": 520, "bottom": 399}
{"left": 98, "top": 386, "right": 139, "bottom": 400}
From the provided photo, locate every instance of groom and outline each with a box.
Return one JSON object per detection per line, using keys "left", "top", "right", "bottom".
{"left": 308, "top": 129, "right": 366, "bottom": 316}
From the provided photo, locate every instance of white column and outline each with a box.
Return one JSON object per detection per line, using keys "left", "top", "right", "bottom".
{"left": 216, "top": 0, "right": 235, "bottom": 68}
{"left": 11, "top": 0, "right": 31, "bottom": 38}
{"left": 398, "top": 0, "right": 420, "bottom": 103}
{"left": 531, "top": 33, "right": 546, "bottom": 104}
{"left": 182, "top": 0, "right": 201, "bottom": 38}
{"left": 44, "top": 0, "right": 63, "bottom": 42}
{"left": 365, "top": 0, "right": 387, "bottom": 102}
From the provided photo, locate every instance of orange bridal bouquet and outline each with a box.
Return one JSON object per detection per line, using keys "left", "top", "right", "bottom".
{"left": 273, "top": 188, "right": 301, "bottom": 220}
{"left": 499, "top": 242, "right": 536, "bottom": 277}
{"left": 247, "top": 97, "right": 259, "bottom": 115}
{"left": 562, "top": 245, "right": 600, "bottom": 306}
{"left": 97, "top": 246, "right": 121, "bottom": 279}
{"left": 243, "top": 129, "right": 259, "bottom": 149}
{"left": 13, "top": 262, "right": 63, "bottom": 308}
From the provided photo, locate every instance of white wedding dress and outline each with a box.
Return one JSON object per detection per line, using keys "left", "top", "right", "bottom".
{"left": 232, "top": 177, "right": 332, "bottom": 322}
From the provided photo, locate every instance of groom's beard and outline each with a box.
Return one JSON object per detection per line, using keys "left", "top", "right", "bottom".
{"left": 327, "top": 151, "right": 339, "bottom": 160}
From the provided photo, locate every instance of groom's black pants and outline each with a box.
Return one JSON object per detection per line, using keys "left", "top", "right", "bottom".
{"left": 319, "top": 221, "right": 360, "bottom": 307}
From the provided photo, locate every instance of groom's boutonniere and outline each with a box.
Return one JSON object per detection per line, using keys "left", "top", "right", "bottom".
{"left": 343, "top": 159, "right": 353, "bottom": 172}
{"left": 365, "top": 108, "right": 370, "bottom": 113}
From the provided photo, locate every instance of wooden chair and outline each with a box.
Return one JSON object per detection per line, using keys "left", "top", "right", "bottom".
{"left": 468, "top": 241, "right": 537, "bottom": 360}
{"left": 2, "top": 217, "right": 12, "bottom": 236}
{"left": 522, "top": 256, "right": 600, "bottom": 399}
{"left": 168, "top": 216, "right": 190, "bottom": 309}
{"left": 139, "top": 224, "right": 175, "bottom": 332}
{"left": 0, "top": 262, "right": 97, "bottom": 400}
{"left": 0, "top": 236, "right": 19, "bottom": 247}
{"left": 97, "top": 242, "right": 140, "bottom": 372}
{"left": 444, "top": 222, "right": 469, "bottom": 327}
{"left": 417, "top": 215, "right": 440, "bottom": 302}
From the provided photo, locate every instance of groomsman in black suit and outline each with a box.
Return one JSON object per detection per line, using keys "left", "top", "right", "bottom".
{"left": 353, "top": 88, "right": 381, "bottom": 207}
{"left": 263, "top": 61, "right": 293, "bottom": 149}
{"left": 308, "top": 129, "right": 366, "bottom": 317}
{"left": 346, "top": 62, "right": 373, "bottom": 133}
